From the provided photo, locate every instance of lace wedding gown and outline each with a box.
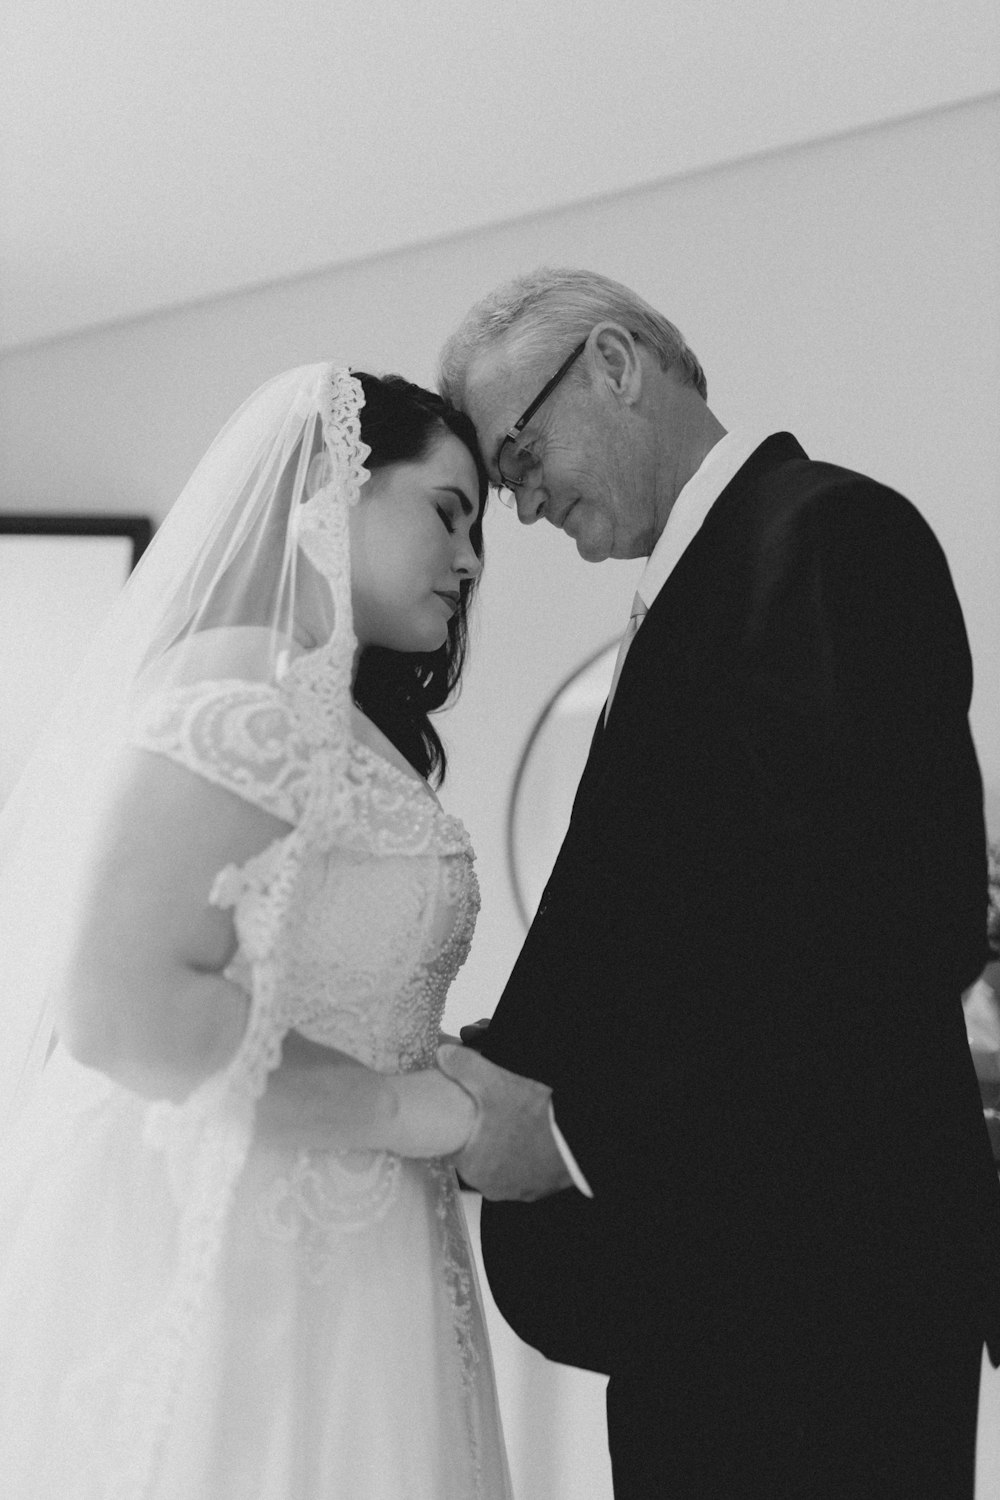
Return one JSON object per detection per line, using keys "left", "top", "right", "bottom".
{"left": 0, "top": 678, "right": 512, "bottom": 1500}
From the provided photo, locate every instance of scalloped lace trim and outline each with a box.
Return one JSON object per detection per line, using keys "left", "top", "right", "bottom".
{"left": 131, "top": 680, "right": 311, "bottom": 824}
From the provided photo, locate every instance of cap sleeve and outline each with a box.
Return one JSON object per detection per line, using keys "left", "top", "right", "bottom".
{"left": 129, "top": 679, "right": 312, "bottom": 824}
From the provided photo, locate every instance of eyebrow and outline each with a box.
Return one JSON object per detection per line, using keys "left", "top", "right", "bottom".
{"left": 435, "top": 485, "right": 476, "bottom": 517}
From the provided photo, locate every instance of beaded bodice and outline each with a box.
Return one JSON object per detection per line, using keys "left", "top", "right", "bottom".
{"left": 222, "top": 740, "right": 479, "bottom": 1074}
{"left": 131, "top": 681, "right": 480, "bottom": 1078}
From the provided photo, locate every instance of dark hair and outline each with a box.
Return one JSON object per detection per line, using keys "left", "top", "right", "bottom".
{"left": 350, "top": 371, "right": 488, "bottom": 787}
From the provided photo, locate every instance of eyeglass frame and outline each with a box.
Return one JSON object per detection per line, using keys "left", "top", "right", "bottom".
{"left": 495, "top": 339, "right": 587, "bottom": 502}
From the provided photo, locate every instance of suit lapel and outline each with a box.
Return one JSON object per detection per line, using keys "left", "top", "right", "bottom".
{"left": 555, "top": 435, "right": 811, "bottom": 830}
{"left": 567, "top": 706, "right": 607, "bottom": 815}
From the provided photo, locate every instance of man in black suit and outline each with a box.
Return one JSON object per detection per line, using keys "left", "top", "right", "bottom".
{"left": 436, "top": 268, "right": 1000, "bottom": 1497}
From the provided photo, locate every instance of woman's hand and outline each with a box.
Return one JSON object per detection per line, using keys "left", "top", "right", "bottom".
{"left": 383, "top": 1065, "right": 479, "bottom": 1158}
{"left": 257, "top": 1029, "right": 478, "bottom": 1158}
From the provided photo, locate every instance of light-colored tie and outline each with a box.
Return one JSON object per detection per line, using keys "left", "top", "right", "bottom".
{"left": 604, "top": 591, "right": 648, "bottom": 721}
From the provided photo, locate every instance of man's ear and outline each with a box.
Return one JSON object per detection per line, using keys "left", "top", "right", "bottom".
{"left": 586, "top": 323, "right": 643, "bottom": 404}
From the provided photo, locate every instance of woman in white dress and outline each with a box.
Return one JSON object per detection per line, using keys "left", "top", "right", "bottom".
{"left": 0, "top": 365, "right": 512, "bottom": 1499}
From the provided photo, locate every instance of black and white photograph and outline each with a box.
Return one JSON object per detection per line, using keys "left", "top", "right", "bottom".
{"left": 1, "top": 3, "right": 998, "bottom": 1495}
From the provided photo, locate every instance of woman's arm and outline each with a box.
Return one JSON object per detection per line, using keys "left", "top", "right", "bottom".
{"left": 55, "top": 747, "right": 282, "bottom": 1101}
{"left": 259, "top": 1029, "right": 477, "bottom": 1156}
{"left": 54, "top": 748, "right": 477, "bottom": 1156}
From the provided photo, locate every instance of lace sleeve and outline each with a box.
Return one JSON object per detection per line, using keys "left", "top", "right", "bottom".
{"left": 129, "top": 679, "right": 312, "bottom": 824}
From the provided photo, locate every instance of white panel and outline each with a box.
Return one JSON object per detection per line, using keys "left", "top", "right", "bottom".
{"left": 0, "top": 535, "right": 132, "bottom": 803}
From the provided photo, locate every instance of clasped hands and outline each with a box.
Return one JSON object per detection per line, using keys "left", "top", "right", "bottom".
{"left": 435, "top": 1025, "right": 573, "bottom": 1202}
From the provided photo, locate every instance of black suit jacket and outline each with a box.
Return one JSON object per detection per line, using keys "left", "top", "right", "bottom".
{"left": 479, "top": 434, "right": 1000, "bottom": 1379}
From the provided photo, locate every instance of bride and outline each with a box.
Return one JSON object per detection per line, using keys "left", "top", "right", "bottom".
{"left": 0, "top": 365, "right": 512, "bottom": 1498}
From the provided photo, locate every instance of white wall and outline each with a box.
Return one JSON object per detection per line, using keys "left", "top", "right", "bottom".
{"left": 2, "top": 94, "right": 998, "bottom": 1497}
{"left": 4, "top": 0, "right": 997, "bottom": 347}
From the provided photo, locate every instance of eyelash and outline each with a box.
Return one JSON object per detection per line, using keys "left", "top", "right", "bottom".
{"left": 436, "top": 505, "right": 455, "bottom": 535}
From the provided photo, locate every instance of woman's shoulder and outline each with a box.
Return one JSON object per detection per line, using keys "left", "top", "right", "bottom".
{"left": 129, "top": 630, "right": 313, "bottom": 824}
{"left": 136, "top": 626, "right": 295, "bottom": 691}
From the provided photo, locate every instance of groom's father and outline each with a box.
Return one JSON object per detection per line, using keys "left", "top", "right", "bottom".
{"left": 436, "top": 268, "right": 1000, "bottom": 1498}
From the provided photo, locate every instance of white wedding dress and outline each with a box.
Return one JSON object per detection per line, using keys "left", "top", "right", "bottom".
{"left": 0, "top": 679, "right": 512, "bottom": 1500}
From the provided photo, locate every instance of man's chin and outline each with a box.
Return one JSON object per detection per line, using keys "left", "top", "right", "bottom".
{"left": 574, "top": 533, "right": 612, "bottom": 564}
{"left": 566, "top": 510, "right": 613, "bottom": 563}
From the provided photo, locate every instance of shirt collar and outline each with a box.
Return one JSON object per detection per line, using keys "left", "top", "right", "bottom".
{"left": 635, "top": 430, "right": 772, "bottom": 610}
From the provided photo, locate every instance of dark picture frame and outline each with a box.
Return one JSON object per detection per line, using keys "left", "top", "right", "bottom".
{"left": 0, "top": 513, "right": 153, "bottom": 566}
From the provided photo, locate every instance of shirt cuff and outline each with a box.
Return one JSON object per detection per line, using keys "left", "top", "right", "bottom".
{"left": 548, "top": 1101, "right": 594, "bottom": 1198}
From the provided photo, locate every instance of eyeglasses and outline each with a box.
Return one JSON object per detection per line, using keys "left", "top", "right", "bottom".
{"left": 495, "top": 340, "right": 586, "bottom": 506}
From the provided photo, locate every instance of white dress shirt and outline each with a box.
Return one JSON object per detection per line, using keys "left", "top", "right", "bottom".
{"left": 551, "top": 430, "right": 772, "bottom": 1197}
{"left": 632, "top": 428, "right": 773, "bottom": 618}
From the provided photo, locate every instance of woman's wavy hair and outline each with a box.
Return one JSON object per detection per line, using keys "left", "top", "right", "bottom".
{"left": 351, "top": 371, "right": 488, "bottom": 787}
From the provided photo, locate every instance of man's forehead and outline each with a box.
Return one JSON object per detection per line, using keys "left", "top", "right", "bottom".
{"left": 465, "top": 346, "right": 537, "bottom": 459}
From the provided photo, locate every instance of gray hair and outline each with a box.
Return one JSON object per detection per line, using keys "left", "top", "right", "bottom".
{"left": 438, "top": 266, "right": 707, "bottom": 407}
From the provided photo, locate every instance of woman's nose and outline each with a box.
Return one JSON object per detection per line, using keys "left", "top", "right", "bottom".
{"left": 455, "top": 536, "right": 483, "bottom": 578}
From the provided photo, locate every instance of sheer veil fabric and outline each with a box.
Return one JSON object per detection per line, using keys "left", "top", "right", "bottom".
{"left": 0, "top": 366, "right": 379, "bottom": 1491}
{"left": 0, "top": 364, "right": 369, "bottom": 1139}
{"left": 0, "top": 364, "right": 512, "bottom": 1499}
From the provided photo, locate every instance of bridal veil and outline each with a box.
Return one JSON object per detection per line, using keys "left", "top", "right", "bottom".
{"left": 0, "top": 364, "right": 371, "bottom": 1137}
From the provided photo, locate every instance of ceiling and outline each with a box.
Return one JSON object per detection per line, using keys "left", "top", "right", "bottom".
{"left": 2, "top": 0, "right": 997, "bottom": 351}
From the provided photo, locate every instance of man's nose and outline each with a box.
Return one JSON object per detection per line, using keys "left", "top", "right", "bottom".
{"left": 515, "top": 477, "right": 546, "bottom": 526}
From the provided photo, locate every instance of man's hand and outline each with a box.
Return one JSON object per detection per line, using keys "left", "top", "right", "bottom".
{"left": 436, "top": 1044, "right": 573, "bottom": 1201}
{"left": 458, "top": 1017, "right": 491, "bottom": 1053}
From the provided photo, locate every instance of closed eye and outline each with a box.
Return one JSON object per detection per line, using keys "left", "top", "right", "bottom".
{"left": 436, "top": 505, "right": 455, "bottom": 534}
